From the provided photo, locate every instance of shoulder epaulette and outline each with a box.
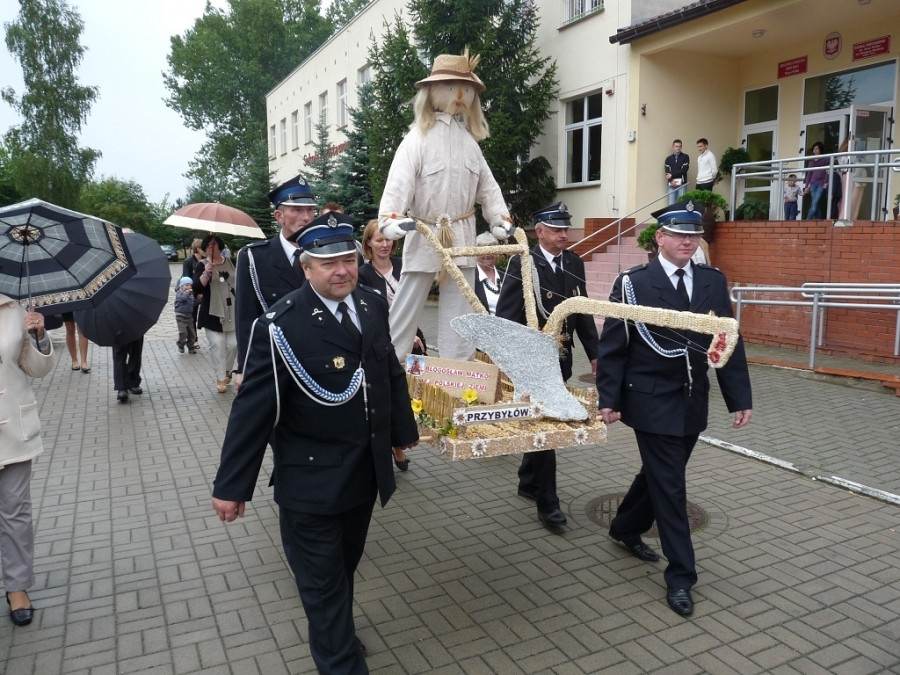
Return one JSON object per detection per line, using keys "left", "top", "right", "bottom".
{"left": 264, "top": 293, "right": 298, "bottom": 321}
{"left": 695, "top": 263, "right": 723, "bottom": 274}
{"left": 245, "top": 239, "right": 269, "bottom": 249}
{"left": 625, "top": 262, "right": 649, "bottom": 274}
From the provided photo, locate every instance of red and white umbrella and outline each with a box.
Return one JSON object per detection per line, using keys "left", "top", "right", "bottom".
{"left": 163, "top": 202, "right": 266, "bottom": 239}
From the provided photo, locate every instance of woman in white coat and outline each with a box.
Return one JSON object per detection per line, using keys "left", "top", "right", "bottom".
{"left": 0, "top": 294, "right": 54, "bottom": 626}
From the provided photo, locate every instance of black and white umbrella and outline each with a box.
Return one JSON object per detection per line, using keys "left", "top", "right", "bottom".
{"left": 0, "top": 198, "right": 135, "bottom": 311}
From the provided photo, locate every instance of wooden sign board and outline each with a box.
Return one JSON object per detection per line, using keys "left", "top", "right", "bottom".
{"left": 404, "top": 355, "right": 499, "bottom": 404}
{"left": 453, "top": 402, "right": 541, "bottom": 426}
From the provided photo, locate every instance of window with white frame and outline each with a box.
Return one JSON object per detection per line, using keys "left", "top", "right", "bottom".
{"left": 357, "top": 64, "right": 371, "bottom": 86}
{"left": 269, "top": 124, "right": 277, "bottom": 158}
{"left": 336, "top": 79, "right": 348, "bottom": 128}
{"left": 564, "top": 92, "right": 603, "bottom": 184}
{"left": 303, "top": 102, "right": 312, "bottom": 143}
{"left": 279, "top": 118, "right": 287, "bottom": 155}
{"left": 318, "top": 91, "right": 328, "bottom": 127}
{"left": 291, "top": 110, "right": 299, "bottom": 149}
{"left": 565, "top": 0, "right": 603, "bottom": 23}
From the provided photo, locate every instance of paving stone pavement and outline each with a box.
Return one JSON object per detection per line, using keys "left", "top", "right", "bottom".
{"left": 1, "top": 268, "right": 898, "bottom": 674}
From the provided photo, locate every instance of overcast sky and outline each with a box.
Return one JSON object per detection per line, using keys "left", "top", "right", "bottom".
{"left": 0, "top": 0, "right": 228, "bottom": 203}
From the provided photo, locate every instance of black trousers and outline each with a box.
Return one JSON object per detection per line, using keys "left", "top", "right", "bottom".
{"left": 112, "top": 338, "right": 143, "bottom": 391}
{"left": 695, "top": 181, "right": 715, "bottom": 192}
{"left": 280, "top": 499, "right": 375, "bottom": 675}
{"left": 517, "top": 357, "right": 572, "bottom": 513}
{"left": 610, "top": 430, "right": 700, "bottom": 590}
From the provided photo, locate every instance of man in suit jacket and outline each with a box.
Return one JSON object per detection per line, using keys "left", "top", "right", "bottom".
{"left": 596, "top": 203, "right": 752, "bottom": 617}
{"left": 232, "top": 175, "right": 316, "bottom": 387}
{"left": 212, "top": 220, "right": 418, "bottom": 674}
{"left": 496, "top": 202, "right": 599, "bottom": 532}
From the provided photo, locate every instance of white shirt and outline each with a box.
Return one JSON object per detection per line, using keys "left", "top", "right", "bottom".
{"left": 539, "top": 245, "right": 563, "bottom": 272}
{"left": 657, "top": 254, "right": 693, "bottom": 301}
{"left": 279, "top": 231, "right": 300, "bottom": 266}
{"left": 476, "top": 265, "right": 501, "bottom": 315}
{"left": 379, "top": 113, "right": 509, "bottom": 273}
{"left": 696, "top": 150, "right": 718, "bottom": 184}
{"left": 311, "top": 288, "right": 361, "bottom": 332}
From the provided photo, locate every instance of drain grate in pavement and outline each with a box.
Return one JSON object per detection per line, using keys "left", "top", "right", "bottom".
{"left": 585, "top": 493, "right": 709, "bottom": 536}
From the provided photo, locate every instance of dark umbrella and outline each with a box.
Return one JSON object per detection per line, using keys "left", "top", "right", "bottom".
{"left": 73, "top": 232, "right": 171, "bottom": 346}
{"left": 0, "top": 198, "right": 135, "bottom": 312}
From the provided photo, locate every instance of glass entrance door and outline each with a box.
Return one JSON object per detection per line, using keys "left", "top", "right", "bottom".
{"left": 742, "top": 126, "right": 776, "bottom": 216}
{"left": 844, "top": 105, "right": 891, "bottom": 220}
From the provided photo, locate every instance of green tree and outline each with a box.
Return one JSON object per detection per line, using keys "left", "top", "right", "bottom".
{"left": 303, "top": 110, "right": 335, "bottom": 199}
{"left": 366, "top": 17, "right": 428, "bottom": 198}
{"left": 325, "top": 0, "right": 370, "bottom": 28}
{"left": 164, "top": 0, "right": 331, "bottom": 227}
{"left": 409, "top": 0, "right": 558, "bottom": 226}
{"left": 2, "top": 0, "right": 99, "bottom": 209}
{"left": 328, "top": 84, "right": 378, "bottom": 222}
{"left": 79, "top": 178, "right": 155, "bottom": 231}
{"left": 0, "top": 142, "right": 23, "bottom": 207}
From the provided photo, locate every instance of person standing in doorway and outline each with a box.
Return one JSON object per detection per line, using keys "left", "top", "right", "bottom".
{"left": 664, "top": 139, "right": 690, "bottom": 205}
{"left": 695, "top": 138, "right": 718, "bottom": 192}
{"left": 804, "top": 142, "right": 829, "bottom": 219}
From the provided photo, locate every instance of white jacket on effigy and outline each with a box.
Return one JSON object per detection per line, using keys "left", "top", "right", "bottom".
{"left": 0, "top": 294, "right": 54, "bottom": 467}
{"left": 379, "top": 112, "right": 508, "bottom": 273}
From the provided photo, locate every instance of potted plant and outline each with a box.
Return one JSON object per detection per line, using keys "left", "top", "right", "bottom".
{"left": 718, "top": 146, "right": 751, "bottom": 184}
{"left": 678, "top": 189, "right": 728, "bottom": 242}
{"left": 636, "top": 222, "right": 660, "bottom": 260}
{"left": 735, "top": 200, "right": 769, "bottom": 221}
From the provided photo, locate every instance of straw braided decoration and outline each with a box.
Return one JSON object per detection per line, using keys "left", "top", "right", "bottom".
{"left": 413, "top": 220, "right": 538, "bottom": 328}
{"left": 543, "top": 297, "right": 739, "bottom": 368}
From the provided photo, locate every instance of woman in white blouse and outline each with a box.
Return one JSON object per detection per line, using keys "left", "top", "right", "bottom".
{"left": 473, "top": 231, "right": 503, "bottom": 314}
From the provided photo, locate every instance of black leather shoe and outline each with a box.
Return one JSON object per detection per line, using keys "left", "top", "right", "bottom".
{"left": 393, "top": 456, "right": 409, "bottom": 472}
{"left": 128, "top": 387, "right": 143, "bottom": 395}
{"left": 6, "top": 593, "right": 34, "bottom": 627}
{"left": 355, "top": 636, "right": 367, "bottom": 657}
{"left": 538, "top": 508, "right": 567, "bottom": 531}
{"left": 517, "top": 488, "right": 536, "bottom": 501}
{"left": 117, "top": 390, "right": 129, "bottom": 403}
{"left": 609, "top": 532, "right": 660, "bottom": 562}
{"left": 666, "top": 588, "right": 694, "bottom": 617}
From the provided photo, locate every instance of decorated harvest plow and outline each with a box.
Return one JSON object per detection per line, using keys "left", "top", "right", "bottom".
{"left": 404, "top": 221, "right": 741, "bottom": 460}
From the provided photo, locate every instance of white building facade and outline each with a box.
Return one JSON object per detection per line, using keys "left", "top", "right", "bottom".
{"left": 265, "top": 0, "right": 690, "bottom": 229}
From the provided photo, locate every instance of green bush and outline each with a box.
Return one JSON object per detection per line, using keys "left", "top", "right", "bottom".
{"left": 679, "top": 189, "right": 728, "bottom": 220}
{"left": 735, "top": 201, "right": 769, "bottom": 221}
{"left": 636, "top": 223, "right": 660, "bottom": 252}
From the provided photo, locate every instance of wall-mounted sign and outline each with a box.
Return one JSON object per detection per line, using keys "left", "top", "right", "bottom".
{"left": 778, "top": 56, "right": 808, "bottom": 78}
{"left": 853, "top": 35, "right": 891, "bottom": 61}
{"left": 823, "top": 31, "right": 842, "bottom": 59}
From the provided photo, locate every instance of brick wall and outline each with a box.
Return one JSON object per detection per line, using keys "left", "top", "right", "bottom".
{"left": 711, "top": 221, "right": 900, "bottom": 361}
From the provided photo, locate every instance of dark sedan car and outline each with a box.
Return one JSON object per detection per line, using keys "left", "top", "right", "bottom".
{"left": 160, "top": 244, "right": 179, "bottom": 262}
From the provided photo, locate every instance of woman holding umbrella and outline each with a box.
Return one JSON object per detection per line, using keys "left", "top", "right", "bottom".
{"left": 194, "top": 235, "right": 237, "bottom": 393}
{"left": 0, "top": 296, "right": 54, "bottom": 626}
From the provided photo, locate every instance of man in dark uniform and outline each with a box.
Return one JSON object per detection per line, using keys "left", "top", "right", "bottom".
{"left": 496, "top": 202, "right": 599, "bottom": 532}
{"left": 596, "top": 203, "right": 752, "bottom": 617}
{"left": 232, "top": 175, "right": 316, "bottom": 388}
{"left": 212, "top": 220, "right": 418, "bottom": 674}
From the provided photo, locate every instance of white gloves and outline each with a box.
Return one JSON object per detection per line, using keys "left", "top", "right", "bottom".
{"left": 491, "top": 216, "right": 514, "bottom": 242}
{"left": 379, "top": 217, "right": 416, "bottom": 241}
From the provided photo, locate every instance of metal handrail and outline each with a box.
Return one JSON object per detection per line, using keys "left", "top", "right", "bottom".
{"left": 568, "top": 183, "right": 688, "bottom": 270}
{"left": 730, "top": 284, "right": 900, "bottom": 368}
{"left": 729, "top": 148, "right": 900, "bottom": 222}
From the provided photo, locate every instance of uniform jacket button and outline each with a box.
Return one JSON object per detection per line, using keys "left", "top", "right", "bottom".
{"left": 308, "top": 456, "right": 314, "bottom": 461}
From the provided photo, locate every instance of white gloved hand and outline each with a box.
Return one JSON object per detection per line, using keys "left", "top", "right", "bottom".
{"left": 491, "top": 216, "right": 514, "bottom": 241}
{"left": 380, "top": 217, "right": 415, "bottom": 241}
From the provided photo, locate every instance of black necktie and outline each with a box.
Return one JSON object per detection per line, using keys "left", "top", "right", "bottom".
{"left": 552, "top": 255, "right": 564, "bottom": 283}
{"left": 674, "top": 269, "right": 690, "bottom": 309}
{"left": 337, "top": 301, "right": 361, "bottom": 344}
{"left": 292, "top": 248, "right": 302, "bottom": 277}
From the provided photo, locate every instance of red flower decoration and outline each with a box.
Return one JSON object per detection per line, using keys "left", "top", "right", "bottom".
{"left": 708, "top": 351, "right": 721, "bottom": 364}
